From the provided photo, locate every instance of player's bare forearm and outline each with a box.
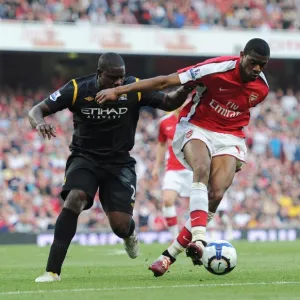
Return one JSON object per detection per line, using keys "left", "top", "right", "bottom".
{"left": 96, "top": 73, "right": 181, "bottom": 104}
{"left": 28, "top": 106, "right": 45, "bottom": 128}
{"left": 28, "top": 101, "right": 57, "bottom": 140}
{"left": 158, "top": 85, "right": 193, "bottom": 111}
{"left": 117, "top": 73, "right": 180, "bottom": 95}
{"left": 155, "top": 142, "right": 167, "bottom": 168}
{"left": 28, "top": 101, "right": 51, "bottom": 128}
{"left": 152, "top": 142, "right": 166, "bottom": 179}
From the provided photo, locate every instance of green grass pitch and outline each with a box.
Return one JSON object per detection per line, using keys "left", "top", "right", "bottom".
{"left": 0, "top": 241, "right": 300, "bottom": 300}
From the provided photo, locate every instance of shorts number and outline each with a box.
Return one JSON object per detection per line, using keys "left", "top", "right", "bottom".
{"left": 130, "top": 185, "right": 136, "bottom": 201}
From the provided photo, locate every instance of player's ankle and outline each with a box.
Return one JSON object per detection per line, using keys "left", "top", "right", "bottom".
{"left": 162, "top": 250, "right": 176, "bottom": 263}
{"left": 194, "top": 240, "right": 207, "bottom": 247}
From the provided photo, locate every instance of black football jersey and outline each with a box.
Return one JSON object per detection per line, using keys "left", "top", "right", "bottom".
{"left": 45, "top": 74, "right": 165, "bottom": 165}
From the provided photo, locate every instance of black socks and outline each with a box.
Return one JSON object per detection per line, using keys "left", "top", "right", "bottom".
{"left": 128, "top": 219, "right": 135, "bottom": 237}
{"left": 46, "top": 208, "right": 79, "bottom": 275}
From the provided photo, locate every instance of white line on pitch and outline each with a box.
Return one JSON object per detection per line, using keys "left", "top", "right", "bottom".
{"left": 1, "top": 281, "right": 300, "bottom": 296}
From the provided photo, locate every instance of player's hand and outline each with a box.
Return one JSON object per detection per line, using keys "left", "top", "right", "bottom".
{"left": 96, "top": 88, "right": 119, "bottom": 105}
{"left": 36, "top": 123, "right": 56, "bottom": 140}
{"left": 151, "top": 166, "right": 159, "bottom": 181}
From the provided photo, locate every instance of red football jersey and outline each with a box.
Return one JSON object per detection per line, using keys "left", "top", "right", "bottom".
{"left": 177, "top": 56, "right": 269, "bottom": 138}
{"left": 158, "top": 112, "right": 185, "bottom": 171}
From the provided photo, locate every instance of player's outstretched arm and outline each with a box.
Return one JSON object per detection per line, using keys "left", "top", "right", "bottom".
{"left": 157, "top": 85, "right": 194, "bottom": 112}
{"left": 152, "top": 142, "right": 166, "bottom": 181}
{"left": 28, "top": 100, "right": 57, "bottom": 140}
{"left": 96, "top": 73, "right": 181, "bottom": 105}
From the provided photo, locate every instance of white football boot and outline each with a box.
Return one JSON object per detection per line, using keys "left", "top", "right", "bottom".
{"left": 35, "top": 272, "right": 61, "bottom": 283}
{"left": 124, "top": 231, "right": 140, "bottom": 259}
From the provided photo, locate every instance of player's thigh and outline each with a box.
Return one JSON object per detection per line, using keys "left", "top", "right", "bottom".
{"left": 61, "top": 155, "right": 99, "bottom": 210}
{"left": 208, "top": 155, "right": 236, "bottom": 211}
{"left": 99, "top": 165, "right": 137, "bottom": 215}
{"left": 173, "top": 121, "right": 211, "bottom": 173}
{"left": 183, "top": 139, "right": 211, "bottom": 182}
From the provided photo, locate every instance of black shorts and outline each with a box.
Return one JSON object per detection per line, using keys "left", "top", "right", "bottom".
{"left": 61, "top": 155, "right": 136, "bottom": 214}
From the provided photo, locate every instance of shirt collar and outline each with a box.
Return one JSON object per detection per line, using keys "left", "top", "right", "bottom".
{"left": 233, "top": 58, "right": 243, "bottom": 84}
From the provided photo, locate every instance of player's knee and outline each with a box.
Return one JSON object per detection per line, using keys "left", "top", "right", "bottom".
{"left": 192, "top": 163, "right": 210, "bottom": 183}
{"left": 163, "top": 199, "right": 174, "bottom": 207}
{"left": 162, "top": 194, "right": 175, "bottom": 207}
{"left": 64, "top": 189, "right": 89, "bottom": 215}
{"left": 208, "top": 188, "right": 225, "bottom": 212}
{"left": 111, "top": 223, "right": 131, "bottom": 239}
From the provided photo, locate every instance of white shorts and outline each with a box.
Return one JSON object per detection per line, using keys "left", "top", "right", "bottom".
{"left": 162, "top": 169, "right": 193, "bottom": 198}
{"left": 172, "top": 121, "right": 247, "bottom": 171}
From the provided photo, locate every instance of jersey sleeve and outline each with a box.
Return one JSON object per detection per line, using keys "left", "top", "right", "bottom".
{"left": 158, "top": 120, "right": 167, "bottom": 143}
{"left": 177, "top": 56, "right": 238, "bottom": 87}
{"left": 45, "top": 80, "right": 76, "bottom": 111}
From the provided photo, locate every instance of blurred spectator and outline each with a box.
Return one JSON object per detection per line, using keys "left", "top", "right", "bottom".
{"left": 0, "top": 0, "right": 299, "bottom": 30}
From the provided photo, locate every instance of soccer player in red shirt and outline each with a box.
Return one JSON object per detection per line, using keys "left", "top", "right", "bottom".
{"left": 152, "top": 107, "right": 193, "bottom": 239}
{"left": 96, "top": 38, "right": 270, "bottom": 276}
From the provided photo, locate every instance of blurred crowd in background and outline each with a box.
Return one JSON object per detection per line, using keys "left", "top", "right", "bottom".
{"left": 0, "top": 0, "right": 299, "bottom": 30}
{"left": 0, "top": 85, "right": 299, "bottom": 233}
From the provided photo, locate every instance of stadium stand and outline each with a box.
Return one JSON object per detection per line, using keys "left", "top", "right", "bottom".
{"left": 0, "top": 0, "right": 299, "bottom": 30}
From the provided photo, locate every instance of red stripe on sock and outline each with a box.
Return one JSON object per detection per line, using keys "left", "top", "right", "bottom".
{"left": 190, "top": 210, "right": 208, "bottom": 227}
{"left": 177, "top": 226, "right": 192, "bottom": 248}
{"left": 166, "top": 216, "right": 177, "bottom": 227}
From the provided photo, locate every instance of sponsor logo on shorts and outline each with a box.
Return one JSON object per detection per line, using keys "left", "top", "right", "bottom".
{"left": 186, "top": 129, "right": 193, "bottom": 139}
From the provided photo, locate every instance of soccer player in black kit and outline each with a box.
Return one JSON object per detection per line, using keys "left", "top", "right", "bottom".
{"left": 28, "top": 52, "right": 194, "bottom": 282}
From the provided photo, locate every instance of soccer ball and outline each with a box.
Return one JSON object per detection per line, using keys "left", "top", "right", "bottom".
{"left": 202, "top": 240, "right": 237, "bottom": 275}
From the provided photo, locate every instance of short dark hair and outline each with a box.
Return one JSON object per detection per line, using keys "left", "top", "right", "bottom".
{"left": 244, "top": 38, "right": 270, "bottom": 57}
{"left": 98, "top": 52, "right": 125, "bottom": 71}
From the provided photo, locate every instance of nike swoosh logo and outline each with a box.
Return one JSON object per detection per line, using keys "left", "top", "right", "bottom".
{"left": 183, "top": 235, "right": 190, "bottom": 242}
{"left": 219, "top": 87, "right": 230, "bottom": 91}
{"left": 191, "top": 216, "right": 201, "bottom": 222}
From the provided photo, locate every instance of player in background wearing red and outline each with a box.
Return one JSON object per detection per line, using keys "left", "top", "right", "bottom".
{"left": 95, "top": 38, "right": 270, "bottom": 276}
{"left": 152, "top": 107, "right": 193, "bottom": 239}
